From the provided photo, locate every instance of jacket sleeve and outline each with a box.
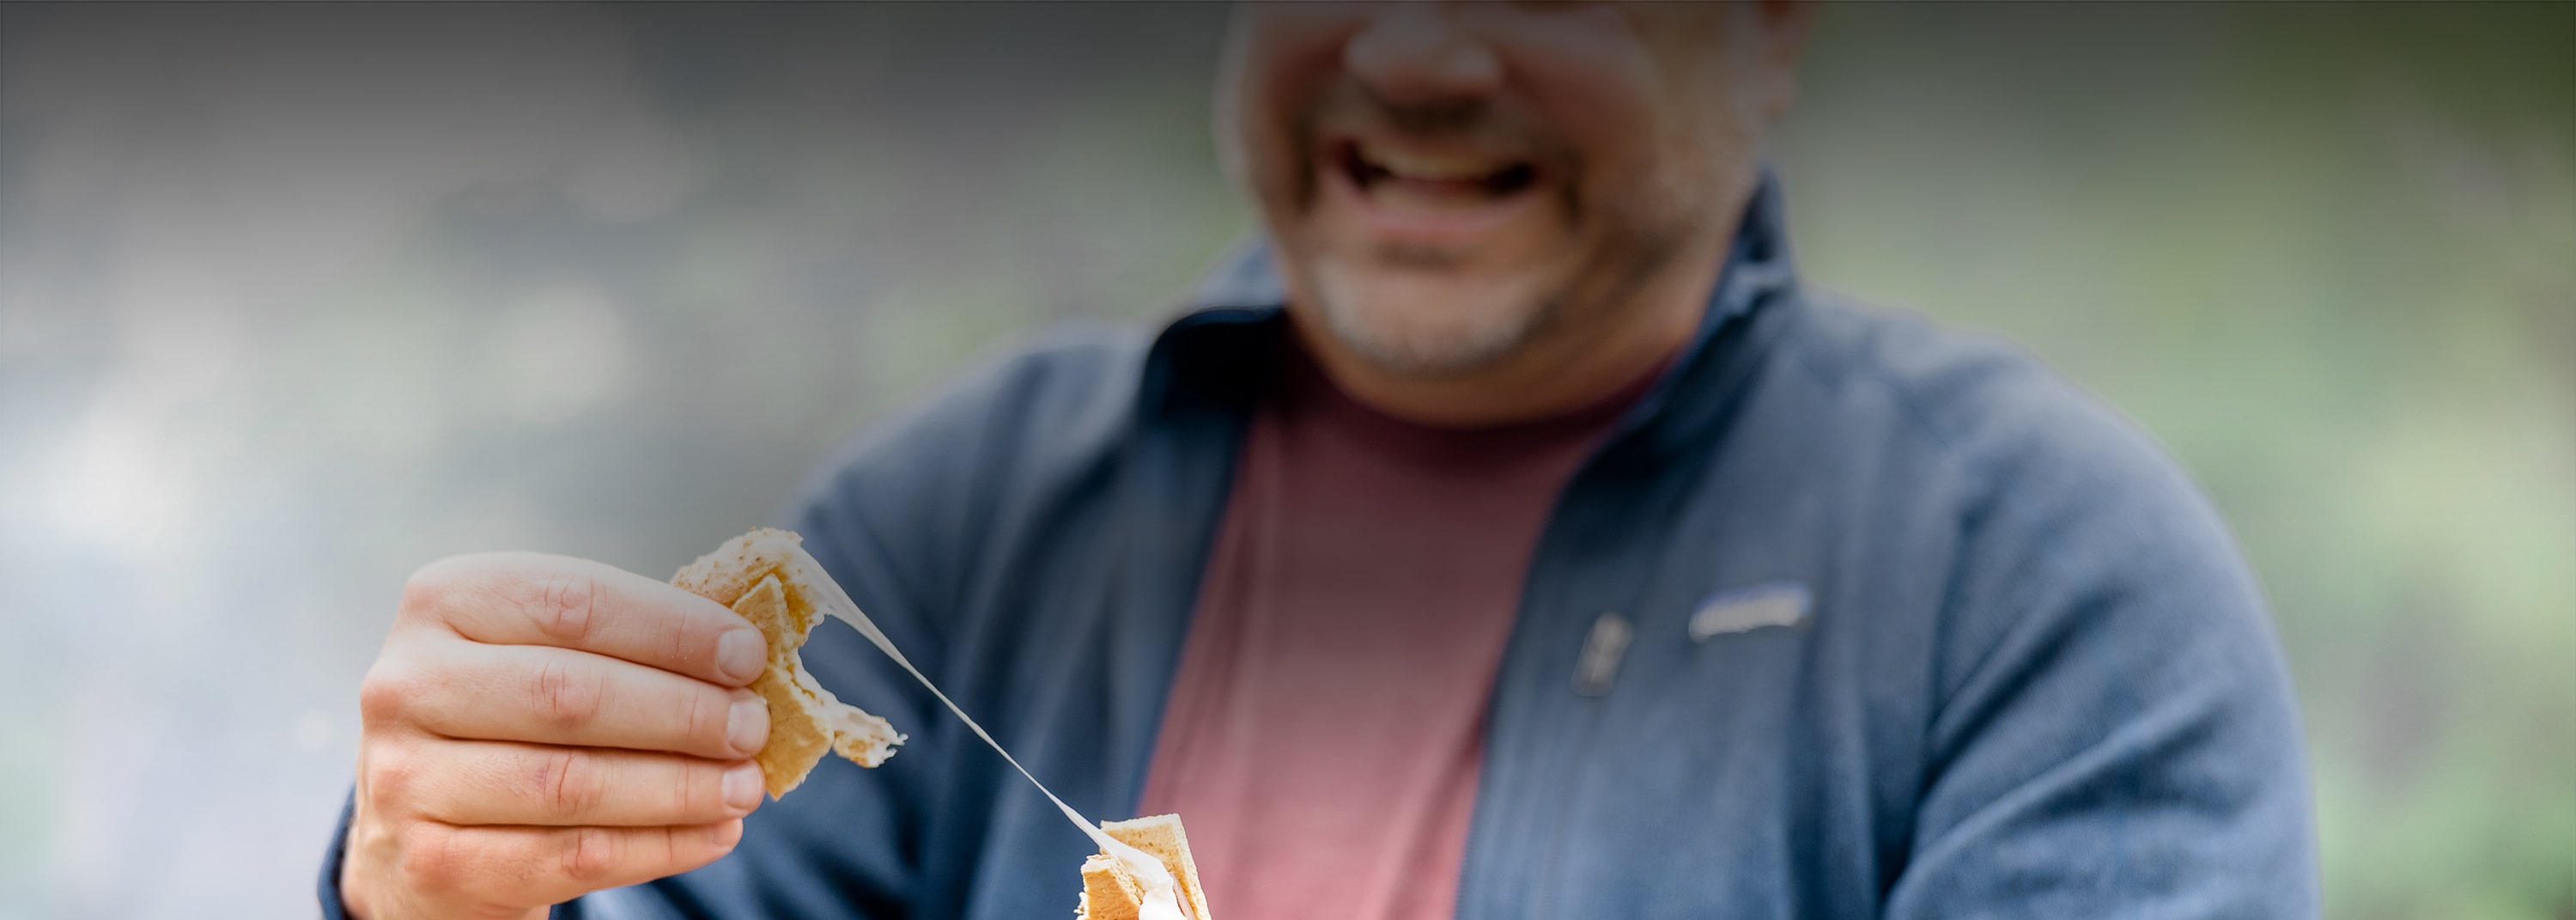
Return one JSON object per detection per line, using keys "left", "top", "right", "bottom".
{"left": 1881, "top": 405, "right": 2318, "bottom": 917}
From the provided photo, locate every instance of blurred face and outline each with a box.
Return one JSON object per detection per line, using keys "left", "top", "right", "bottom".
{"left": 1218, "top": 1, "right": 1801, "bottom": 377}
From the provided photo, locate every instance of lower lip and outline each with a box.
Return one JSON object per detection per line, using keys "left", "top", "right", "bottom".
{"left": 1318, "top": 159, "right": 1544, "bottom": 247}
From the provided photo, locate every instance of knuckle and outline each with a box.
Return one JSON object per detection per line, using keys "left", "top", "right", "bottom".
{"left": 673, "top": 760, "right": 710, "bottom": 819}
{"left": 361, "top": 738, "right": 422, "bottom": 811}
{"left": 531, "top": 570, "right": 600, "bottom": 645}
{"left": 397, "top": 822, "right": 468, "bottom": 895}
{"left": 559, "top": 826, "right": 620, "bottom": 886}
{"left": 680, "top": 691, "right": 708, "bottom": 749}
{"left": 535, "top": 748, "right": 602, "bottom": 820}
{"left": 530, "top": 658, "right": 604, "bottom": 731}
{"left": 683, "top": 688, "right": 728, "bottom": 753}
{"left": 398, "top": 557, "right": 471, "bottom": 621}
{"left": 667, "top": 623, "right": 696, "bottom": 673}
{"left": 355, "top": 661, "right": 417, "bottom": 726}
{"left": 652, "top": 825, "right": 689, "bottom": 867}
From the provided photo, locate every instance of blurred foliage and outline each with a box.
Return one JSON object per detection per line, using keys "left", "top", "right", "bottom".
{"left": 0, "top": 3, "right": 2566, "bottom": 917}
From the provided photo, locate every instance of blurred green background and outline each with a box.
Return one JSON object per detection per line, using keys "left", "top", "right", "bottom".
{"left": 0, "top": 3, "right": 2567, "bottom": 917}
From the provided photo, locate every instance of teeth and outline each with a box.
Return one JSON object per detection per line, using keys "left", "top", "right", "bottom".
{"left": 1360, "top": 142, "right": 1510, "bottom": 182}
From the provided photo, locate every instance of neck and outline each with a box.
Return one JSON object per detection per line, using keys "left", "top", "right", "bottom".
{"left": 1288, "top": 232, "right": 1731, "bottom": 429}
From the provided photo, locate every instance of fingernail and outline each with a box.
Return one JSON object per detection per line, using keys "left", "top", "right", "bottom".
{"left": 716, "top": 629, "right": 765, "bottom": 685}
{"left": 722, "top": 762, "right": 763, "bottom": 811}
{"left": 726, "top": 695, "right": 769, "bottom": 756}
{"left": 713, "top": 818, "right": 744, "bottom": 849}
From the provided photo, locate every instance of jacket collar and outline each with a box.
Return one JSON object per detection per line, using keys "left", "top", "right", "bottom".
{"left": 1143, "top": 170, "right": 1801, "bottom": 450}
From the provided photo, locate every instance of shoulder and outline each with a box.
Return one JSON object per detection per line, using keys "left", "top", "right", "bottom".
{"left": 1763, "top": 290, "right": 2272, "bottom": 698}
{"left": 1770, "top": 301, "right": 2317, "bottom": 911}
{"left": 1773, "top": 290, "right": 2236, "bottom": 568}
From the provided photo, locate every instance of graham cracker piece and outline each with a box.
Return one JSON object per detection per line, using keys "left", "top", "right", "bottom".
{"left": 675, "top": 528, "right": 902, "bottom": 798}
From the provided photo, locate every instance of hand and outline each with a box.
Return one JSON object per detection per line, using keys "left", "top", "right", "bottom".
{"left": 340, "top": 553, "right": 773, "bottom": 920}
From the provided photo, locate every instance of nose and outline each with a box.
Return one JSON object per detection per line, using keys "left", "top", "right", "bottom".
{"left": 1340, "top": 3, "right": 1503, "bottom": 110}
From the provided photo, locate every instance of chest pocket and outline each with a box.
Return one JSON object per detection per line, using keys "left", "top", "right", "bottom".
{"left": 1535, "top": 583, "right": 1862, "bottom": 919}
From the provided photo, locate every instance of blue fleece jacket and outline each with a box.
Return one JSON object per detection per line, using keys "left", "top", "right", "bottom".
{"left": 322, "top": 177, "right": 2318, "bottom": 918}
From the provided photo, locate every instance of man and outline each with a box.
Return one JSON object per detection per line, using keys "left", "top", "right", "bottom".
{"left": 325, "top": 3, "right": 2318, "bottom": 918}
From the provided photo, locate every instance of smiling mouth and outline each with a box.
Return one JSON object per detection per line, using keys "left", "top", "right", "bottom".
{"left": 1334, "top": 139, "right": 1538, "bottom": 208}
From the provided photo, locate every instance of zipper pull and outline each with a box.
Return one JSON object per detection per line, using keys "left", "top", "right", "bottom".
{"left": 1571, "top": 612, "right": 1632, "bottom": 698}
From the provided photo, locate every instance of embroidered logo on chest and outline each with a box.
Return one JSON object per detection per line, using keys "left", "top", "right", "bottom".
{"left": 1688, "top": 582, "right": 1811, "bottom": 642}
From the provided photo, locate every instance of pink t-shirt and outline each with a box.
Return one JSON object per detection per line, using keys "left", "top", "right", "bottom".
{"left": 1135, "top": 341, "right": 1654, "bottom": 920}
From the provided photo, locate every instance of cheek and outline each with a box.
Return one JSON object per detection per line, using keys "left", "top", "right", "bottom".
{"left": 1226, "top": 9, "right": 1365, "bottom": 197}
{"left": 1480, "top": 15, "right": 1668, "bottom": 216}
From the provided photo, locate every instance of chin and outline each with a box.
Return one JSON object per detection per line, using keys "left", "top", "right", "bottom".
{"left": 1305, "top": 259, "right": 1559, "bottom": 376}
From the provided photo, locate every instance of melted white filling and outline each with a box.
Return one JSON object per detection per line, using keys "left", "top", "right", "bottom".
{"left": 1104, "top": 838, "right": 1188, "bottom": 920}
{"left": 793, "top": 545, "right": 1190, "bottom": 919}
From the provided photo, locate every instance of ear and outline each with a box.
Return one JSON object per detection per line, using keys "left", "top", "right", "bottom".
{"left": 1211, "top": 9, "right": 1260, "bottom": 189}
{"left": 1749, "top": 0, "right": 1818, "bottom": 121}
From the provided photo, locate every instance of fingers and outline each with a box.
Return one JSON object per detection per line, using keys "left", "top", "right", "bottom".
{"left": 374, "top": 643, "right": 769, "bottom": 760}
{"left": 392, "top": 819, "right": 744, "bottom": 911}
{"left": 404, "top": 552, "right": 768, "bottom": 688}
{"left": 380, "top": 739, "right": 764, "bottom": 827}
{"left": 349, "top": 551, "right": 781, "bottom": 919}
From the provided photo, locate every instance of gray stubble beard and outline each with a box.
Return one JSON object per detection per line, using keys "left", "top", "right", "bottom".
{"left": 1307, "top": 246, "right": 1566, "bottom": 379}
{"left": 1304, "top": 200, "right": 1699, "bottom": 382}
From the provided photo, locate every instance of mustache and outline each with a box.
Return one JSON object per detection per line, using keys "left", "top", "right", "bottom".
{"left": 1302, "top": 79, "right": 1554, "bottom": 153}
{"left": 1352, "top": 84, "right": 1493, "bottom": 137}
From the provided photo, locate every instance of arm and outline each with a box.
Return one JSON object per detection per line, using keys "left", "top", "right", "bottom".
{"left": 1884, "top": 436, "right": 2318, "bottom": 917}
